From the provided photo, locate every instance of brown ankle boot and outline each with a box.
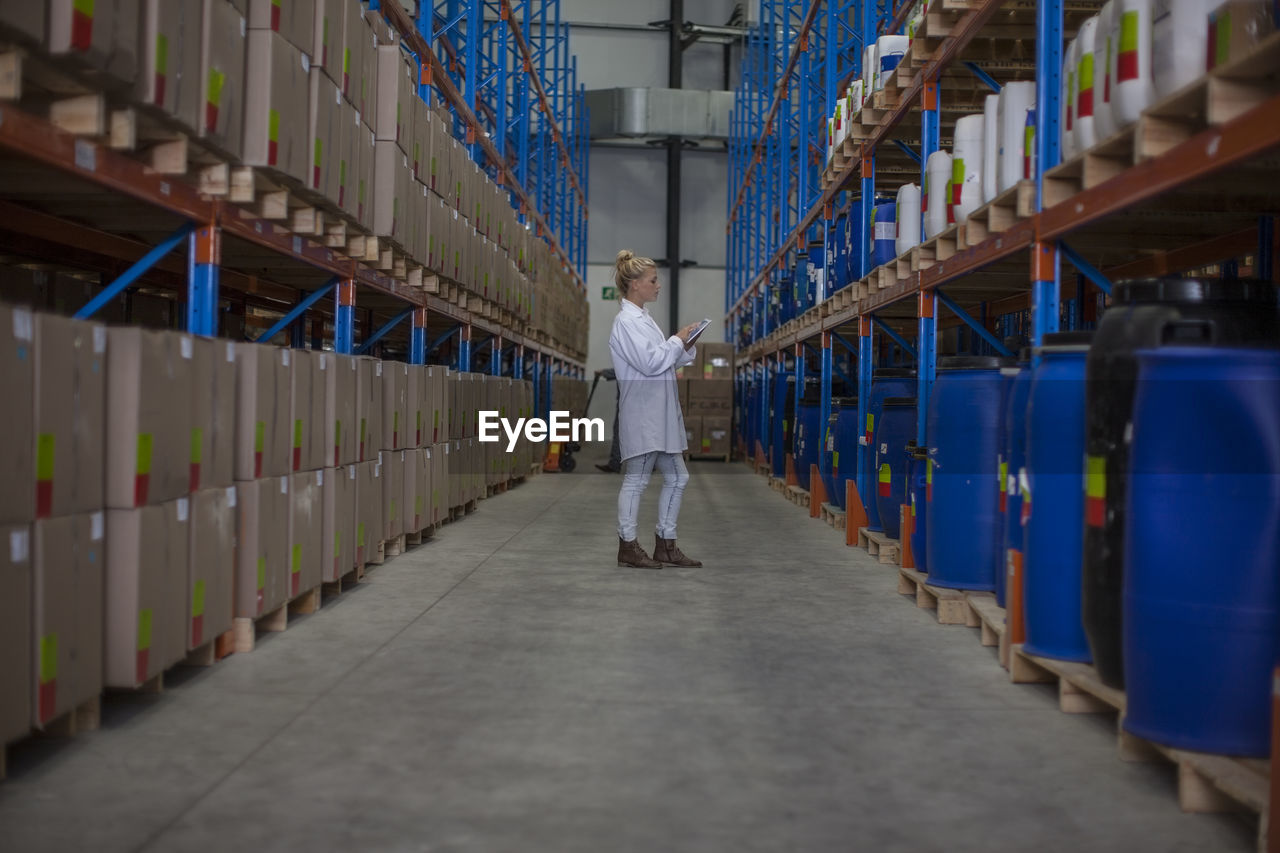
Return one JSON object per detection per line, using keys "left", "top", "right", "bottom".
{"left": 617, "top": 537, "right": 662, "bottom": 569}
{"left": 654, "top": 536, "right": 702, "bottom": 567}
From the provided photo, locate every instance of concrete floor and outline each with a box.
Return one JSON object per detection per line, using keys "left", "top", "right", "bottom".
{"left": 0, "top": 453, "right": 1257, "bottom": 852}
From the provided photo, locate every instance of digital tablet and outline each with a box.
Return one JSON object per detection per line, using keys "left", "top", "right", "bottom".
{"left": 686, "top": 317, "right": 712, "bottom": 347}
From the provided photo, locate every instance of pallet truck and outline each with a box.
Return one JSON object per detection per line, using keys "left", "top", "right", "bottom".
{"left": 542, "top": 369, "right": 615, "bottom": 473}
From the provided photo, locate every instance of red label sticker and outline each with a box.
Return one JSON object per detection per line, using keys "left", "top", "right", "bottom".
{"left": 190, "top": 462, "right": 201, "bottom": 492}
{"left": 135, "top": 648, "right": 150, "bottom": 685}
{"left": 1085, "top": 496, "right": 1105, "bottom": 528}
{"left": 135, "top": 474, "right": 150, "bottom": 507}
{"left": 36, "top": 481, "right": 53, "bottom": 518}
{"left": 71, "top": 8, "right": 94, "bottom": 52}
{"left": 191, "top": 614, "right": 204, "bottom": 648}
{"left": 254, "top": 451, "right": 263, "bottom": 478}
{"left": 39, "top": 680, "right": 57, "bottom": 723}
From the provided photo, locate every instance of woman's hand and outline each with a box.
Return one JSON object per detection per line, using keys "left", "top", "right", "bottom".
{"left": 676, "top": 323, "right": 701, "bottom": 347}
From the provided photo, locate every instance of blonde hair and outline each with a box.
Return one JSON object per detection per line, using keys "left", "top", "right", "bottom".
{"left": 614, "top": 250, "right": 656, "bottom": 298}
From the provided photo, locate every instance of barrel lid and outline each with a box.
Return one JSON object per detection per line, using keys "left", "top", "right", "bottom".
{"left": 937, "top": 355, "right": 1013, "bottom": 371}
{"left": 1115, "top": 277, "right": 1279, "bottom": 306}
{"left": 1036, "top": 331, "right": 1094, "bottom": 353}
{"left": 883, "top": 396, "right": 917, "bottom": 407}
{"left": 873, "top": 367, "right": 916, "bottom": 378}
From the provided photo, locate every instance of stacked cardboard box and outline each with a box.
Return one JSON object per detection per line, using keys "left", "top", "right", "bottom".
{"left": 683, "top": 343, "right": 734, "bottom": 459}
{"left": 47, "top": 0, "right": 140, "bottom": 92}
{"left": 243, "top": 28, "right": 309, "bottom": 183}
{"left": 138, "top": 0, "right": 203, "bottom": 132}
{"left": 104, "top": 328, "right": 193, "bottom": 690}
{"left": 199, "top": 0, "right": 247, "bottom": 160}
{"left": 232, "top": 343, "right": 292, "bottom": 621}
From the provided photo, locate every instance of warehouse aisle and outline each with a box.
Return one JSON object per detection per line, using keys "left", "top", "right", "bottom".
{"left": 0, "top": 458, "right": 1256, "bottom": 852}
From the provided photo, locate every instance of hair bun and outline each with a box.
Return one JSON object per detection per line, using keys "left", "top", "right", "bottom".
{"left": 615, "top": 249, "right": 633, "bottom": 264}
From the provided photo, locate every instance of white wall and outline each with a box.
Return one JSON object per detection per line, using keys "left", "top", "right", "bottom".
{"left": 574, "top": 2, "right": 734, "bottom": 408}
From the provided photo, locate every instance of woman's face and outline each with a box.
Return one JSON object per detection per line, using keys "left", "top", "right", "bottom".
{"left": 627, "top": 267, "right": 660, "bottom": 305}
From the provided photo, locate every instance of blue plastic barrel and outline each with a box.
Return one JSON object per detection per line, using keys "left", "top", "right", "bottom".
{"left": 1123, "top": 345, "right": 1280, "bottom": 756}
{"left": 821, "top": 397, "right": 857, "bottom": 508}
{"left": 864, "top": 369, "right": 916, "bottom": 531}
{"left": 828, "top": 215, "right": 850, "bottom": 292}
{"left": 793, "top": 403, "right": 822, "bottom": 490}
{"left": 870, "top": 201, "right": 897, "bottom": 269}
{"left": 1022, "top": 332, "right": 1093, "bottom": 662}
{"left": 908, "top": 444, "right": 928, "bottom": 573}
{"left": 769, "top": 375, "right": 794, "bottom": 478}
{"left": 926, "top": 356, "right": 1013, "bottom": 591}
{"left": 998, "top": 361, "right": 1032, "bottom": 608}
{"left": 874, "top": 397, "right": 917, "bottom": 539}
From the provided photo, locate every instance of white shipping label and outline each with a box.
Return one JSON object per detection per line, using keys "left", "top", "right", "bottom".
{"left": 281, "top": 477, "right": 289, "bottom": 494}
{"left": 374, "top": 463, "right": 381, "bottom": 478}
{"left": 282, "top": 350, "right": 290, "bottom": 367}
{"left": 317, "top": 470, "right": 324, "bottom": 486}
{"left": 302, "top": 53, "right": 310, "bottom": 73}
{"left": 376, "top": 362, "right": 382, "bottom": 376}
{"left": 319, "top": 355, "right": 327, "bottom": 370}
{"left": 91, "top": 511, "right": 104, "bottom": 540}
{"left": 349, "top": 466, "right": 356, "bottom": 480}
{"left": 181, "top": 336, "right": 193, "bottom": 359}
{"left": 226, "top": 342, "right": 235, "bottom": 362}
{"left": 227, "top": 486, "right": 237, "bottom": 507}
{"left": 93, "top": 326, "right": 106, "bottom": 354}
{"left": 177, "top": 498, "right": 189, "bottom": 522}
{"left": 13, "top": 308, "right": 32, "bottom": 341}
{"left": 874, "top": 221, "right": 896, "bottom": 240}
{"left": 10, "top": 529, "right": 29, "bottom": 563}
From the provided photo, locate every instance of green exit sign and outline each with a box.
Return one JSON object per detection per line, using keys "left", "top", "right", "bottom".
{"left": 601, "top": 286, "right": 617, "bottom": 300}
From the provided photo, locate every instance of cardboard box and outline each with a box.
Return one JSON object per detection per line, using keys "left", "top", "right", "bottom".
{"left": 357, "top": 356, "right": 384, "bottom": 463}
{"left": 427, "top": 194, "right": 448, "bottom": 273}
{"left": 188, "top": 487, "right": 234, "bottom": 651}
{"left": 675, "top": 346, "right": 703, "bottom": 381}
{"left": 106, "top": 329, "right": 193, "bottom": 508}
{"left": 355, "top": 459, "right": 383, "bottom": 567}
{"left": 34, "top": 313, "right": 105, "bottom": 518}
{"left": 427, "top": 111, "right": 450, "bottom": 197}
{"left": 191, "top": 337, "right": 237, "bottom": 491}
{"left": 33, "top": 512, "right": 104, "bottom": 725}
{"left": 700, "top": 343, "right": 734, "bottom": 380}
{"left": 382, "top": 360, "right": 410, "bottom": 450}
{"left": 356, "top": 9, "right": 378, "bottom": 120}
{"left": 0, "top": 305, "right": 34, "bottom": 524}
{"left": 376, "top": 44, "right": 414, "bottom": 151}
{"left": 288, "top": 470, "right": 323, "bottom": 599}
{"left": 373, "top": 140, "right": 410, "bottom": 243}
{"left": 243, "top": 29, "right": 308, "bottom": 183}
{"left": 700, "top": 416, "right": 731, "bottom": 457}
{"left": 104, "top": 499, "right": 187, "bottom": 689}
{"left": 327, "top": 353, "right": 359, "bottom": 466}
{"left": 356, "top": 119, "right": 376, "bottom": 230}
{"left": 313, "top": 0, "right": 343, "bottom": 81}
{"left": 247, "top": 0, "right": 314, "bottom": 54}
{"left": 406, "top": 364, "right": 426, "bottom": 448}
{"left": 0, "top": 524, "right": 31, "bottom": 744}
{"left": 1207, "top": 0, "right": 1277, "bottom": 70}
{"left": 308, "top": 68, "right": 343, "bottom": 204}
{"left": 138, "top": 0, "right": 203, "bottom": 132}
{"left": 322, "top": 465, "right": 355, "bottom": 583}
{"left": 446, "top": 440, "right": 459, "bottom": 508}
{"left": 429, "top": 444, "right": 447, "bottom": 525}
{"left": 289, "top": 350, "right": 328, "bottom": 472}
{"left": 410, "top": 96, "right": 429, "bottom": 183}
{"left": 338, "top": 0, "right": 364, "bottom": 103}
{"left": 47, "top": 0, "right": 140, "bottom": 91}
{"left": 406, "top": 448, "right": 427, "bottom": 533}
{"left": 380, "top": 450, "right": 405, "bottom": 540}
{"left": 335, "top": 97, "right": 358, "bottom": 218}
{"left": 684, "top": 415, "right": 701, "bottom": 450}
{"left": 234, "top": 343, "right": 292, "bottom": 480}
{"left": 234, "top": 477, "right": 289, "bottom": 618}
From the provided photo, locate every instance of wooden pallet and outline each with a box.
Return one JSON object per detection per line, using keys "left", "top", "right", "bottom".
{"left": 896, "top": 565, "right": 969, "bottom": 624}
{"left": 378, "top": 533, "right": 407, "bottom": 561}
{"left": 322, "top": 566, "right": 363, "bottom": 598}
{"left": 768, "top": 475, "right": 788, "bottom": 495}
{"left": 960, "top": 180, "right": 1036, "bottom": 247}
{"left": 232, "top": 601, "right": 289, "bottom": 654}
{"left": 820, "top": 501, "right": 847, "bottom": 530}
{"left": 1009, "top": 647, "right": 1269, "bottom": 844}
{"left": 963, "top": 591, "right": 1005, "bottom": 649}
{"left": 1044, "top": 29, "right": 1280, "bottom": 210}
{"left": 180, "top": 631, "right": 233, "bottom": 668}
{"left": 3, "top": 694, "right": 100, "bottom": 778}
{"left": 857, "top": 528, "right": 900, "bottom": 564}
{"left": 786, "top": 484, "right": 811, "bottom": 508}
{"left": 405, "top": 523, "right": 439, "bottom": 546}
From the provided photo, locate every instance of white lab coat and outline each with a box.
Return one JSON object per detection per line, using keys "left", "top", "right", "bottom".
{"left": 609, "top": 299, "right": 697, "bottom": 462}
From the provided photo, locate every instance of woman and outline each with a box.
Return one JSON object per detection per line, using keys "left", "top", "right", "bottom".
{"left": 609, "top": 250, "right": 704, "bottom": 569}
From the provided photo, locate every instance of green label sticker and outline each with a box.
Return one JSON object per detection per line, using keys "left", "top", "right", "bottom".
{"left": 190, "top": 428, "right": 203, "bottom": 464}
{"left": 136, "top": 433, "right": 154, "bottom": 475}
{"left": 291, "top": 544, "right": 302, "bottom": 576}
{"left": 294, "top": 419, "right": 303, "bottom": 449}
{"left": 255, "top": 421, "right": 265, "bottom": 453}
{"left": 257, "top": 557, "right": 266, "bottom": 591}
{"left": 36, "top": 433, "right": 55, "bottom": 480}
{"left": 39, "top": 634, "right": 58, "bottom": 683}
{"left": 192, "top": 579, "right": 206, "bottom": 618}
{"left": 137, "top": 609, "right": 153, "bottom": 651}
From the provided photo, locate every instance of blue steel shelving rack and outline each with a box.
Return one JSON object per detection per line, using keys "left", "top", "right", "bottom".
{"left": 725, "top": 0, "right": 1280, "bottom": 522}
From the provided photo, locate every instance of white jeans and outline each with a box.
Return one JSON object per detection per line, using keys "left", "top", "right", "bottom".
{"left": 617, "top": 451, "right": 690, "bottom": 542}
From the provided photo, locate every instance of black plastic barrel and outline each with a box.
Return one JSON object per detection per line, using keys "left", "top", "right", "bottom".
{"left": 1082, "top": 278, "right": 1280, "bottom": 689}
